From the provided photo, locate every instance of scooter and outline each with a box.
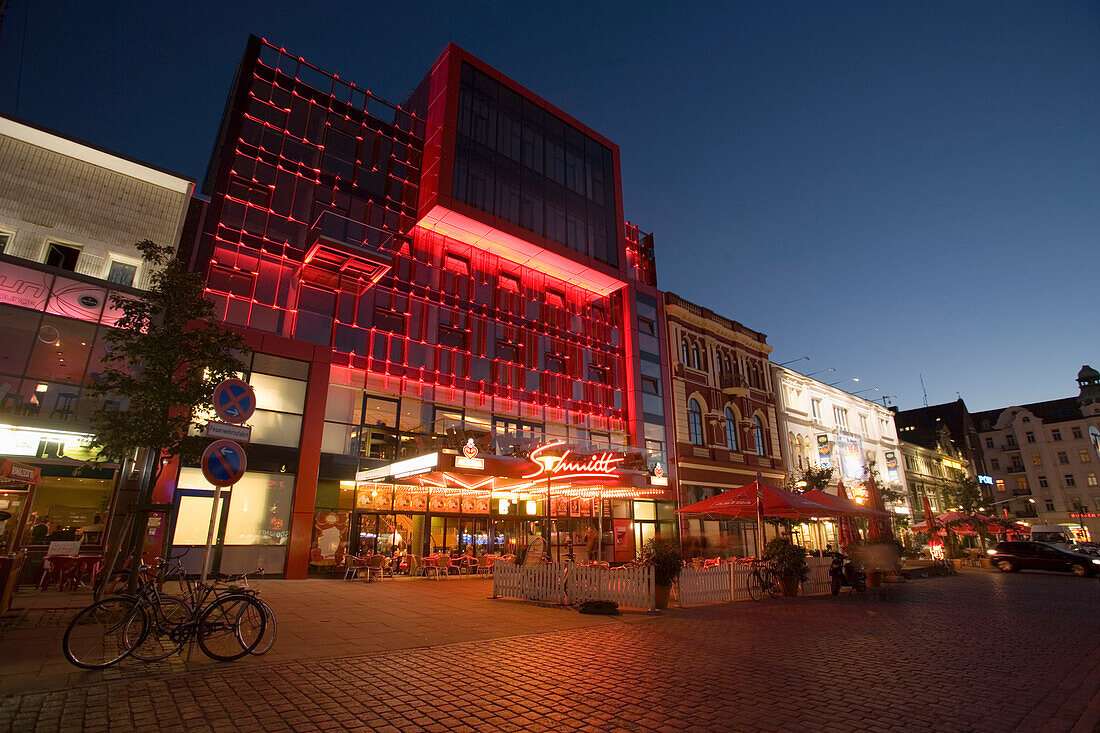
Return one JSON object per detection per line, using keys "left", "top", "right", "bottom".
{"left": 829, "top": 552, "right": 867, "bottom": 595}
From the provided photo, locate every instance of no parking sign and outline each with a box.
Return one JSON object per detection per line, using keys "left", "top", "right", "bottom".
{"left": 212, "top": 378, "right": 256, "bottom": 424}
{"left": 201, "top": 439, "right": 247, "bottom": 487}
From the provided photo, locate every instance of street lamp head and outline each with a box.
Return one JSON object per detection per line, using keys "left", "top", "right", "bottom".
{"left": 778, "top": 356, "right": 810, "bottom": 367}
{"left": 828, "top": 377, "right": 860, "bottom": 386}
{"left": 1027, "top": 498, "right": 1036, "bottom": 504}
{"left": 803, "top": 367, "right": 836, "bottom": 378}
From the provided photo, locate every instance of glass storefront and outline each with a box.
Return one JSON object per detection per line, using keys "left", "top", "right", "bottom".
{"left": 171, "top": 467, "right": 295, "bottom": 575}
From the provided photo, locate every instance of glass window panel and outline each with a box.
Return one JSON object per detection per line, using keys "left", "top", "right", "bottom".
{"left": 249, "top": 409, "right": 303, "bottom": 448}
{"left": 322, "top": 420, "right": 357, "bottom": 455}
{"left": 24, "top": 315, "right": 97, "bottom": 385}
{"left": 0, "top": 304, "right": 39, "bottom": 377}
{"left": 325, "top": 384, "right": 361, "bottom": 424}
{"left": 223, "top": 472, "right": 295, "bottom": 546}
{"left": 363, "top": 396, "right": 399, "bottom": 428}
{"left": 249, "top": 373, "right": 307, "bottom": 415}
{"left": 251, "top": 353, "right": 310, "bottom": 380}
{"left": 172, "top": 494, "right": 226, "bottom": 545}
{"left": 106, "top": 261, "right": 137, "bottom": 287}
{"left": 633, "top": 501, "right": 657, "bottom": 521}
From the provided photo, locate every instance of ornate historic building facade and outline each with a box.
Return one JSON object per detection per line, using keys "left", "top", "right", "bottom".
{"left": 662, "top": 293, "right": 781, "bottom": 557}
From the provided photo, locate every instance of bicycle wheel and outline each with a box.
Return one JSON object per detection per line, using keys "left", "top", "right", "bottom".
{"left": 238, "top": 599, "right": 276, "bottom": 656}
{"left": 62, "top": 597, "right": 147, "bottom": 669}
{"left": 764, "top": 570, "right": 782, "bottom": 599}
{"left": 198, "top": 595, "right": 266, "bottom": 662}
{"left": 130, "top": 596, "right": 191, "bottom": 662}
{"left": 95, "top": 569, "right": 131, "bottom": 598}
{"left": 747, "top": 570, "right": 763, "bottom": 601}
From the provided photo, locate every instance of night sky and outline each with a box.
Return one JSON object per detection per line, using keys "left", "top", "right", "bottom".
{"left": 1, "top": 1, "right": 1096, "bottom": 412}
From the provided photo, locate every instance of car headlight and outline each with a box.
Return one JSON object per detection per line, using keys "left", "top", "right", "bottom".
{"left": 1091, "top": 559, "right": 1100, "bottom": 565}
{"left": 986, "top": 549, "right": 997, "bottom": 555}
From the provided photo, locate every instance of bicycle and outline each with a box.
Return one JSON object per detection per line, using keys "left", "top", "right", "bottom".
{"left": 63, "top": 566, "right": 266, "bottom": 669}
{"left": 212, "top": 567, "right": 277, "bottom": 656}
{"left": 745, "top": 558, "right": 782, "bottom": 601}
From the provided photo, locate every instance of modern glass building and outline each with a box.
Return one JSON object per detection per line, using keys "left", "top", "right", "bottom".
{"left": 165, "top": 38, "right": 674, "bottom": 577}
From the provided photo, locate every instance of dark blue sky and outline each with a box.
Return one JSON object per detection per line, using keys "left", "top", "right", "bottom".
{"left": 1, "top": 1, "right": 1096, "bottom": 412}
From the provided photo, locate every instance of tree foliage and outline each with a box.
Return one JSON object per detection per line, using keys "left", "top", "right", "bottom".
{"left": 86, "top": 240, "right": 247, "bottom": 468}
{"left": 943, "top": 476, "right": 983, "bottom": 515}
{"left": 786, "top": 465, "right": 835, "bottom": 494}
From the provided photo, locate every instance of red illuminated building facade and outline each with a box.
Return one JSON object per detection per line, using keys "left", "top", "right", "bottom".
{"left": 661, "top": 293, "right": 784, "bottom": 559}
{"left": 164, "top": 38, "right": 674, "bottom": 577}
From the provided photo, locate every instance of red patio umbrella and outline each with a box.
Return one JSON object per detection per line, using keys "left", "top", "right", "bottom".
{"left": 676, "top": 479, "right": 840, "bottom": 519}
{"left": 803, "top": 489, "right": 892, "bottom": 518}
{"left": 834, "top": 479, "right": 861, "bottom": 549}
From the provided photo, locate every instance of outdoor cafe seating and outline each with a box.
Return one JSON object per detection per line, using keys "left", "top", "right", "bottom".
{"left": 37, "top": 552, "right": 104, "bottom": 591}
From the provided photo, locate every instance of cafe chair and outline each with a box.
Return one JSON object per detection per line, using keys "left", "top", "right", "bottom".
{"left": 342, "top": 555, "right": 370, "bottom": 581}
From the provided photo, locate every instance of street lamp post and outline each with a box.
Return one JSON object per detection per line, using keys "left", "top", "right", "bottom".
{"left": 803, "top": 367, "right": 836, "bottom": 379}
{"left": 777, "top": 356, "right": 810, "bottom": 367}
{"left": 879, "top": 395, "right": 898, "bottom": 407}
{"left": 828, "top": 377, "right": 860, "bottom": 387}
{"left": 851, "top": 387, "right": 880, "bottom": 397}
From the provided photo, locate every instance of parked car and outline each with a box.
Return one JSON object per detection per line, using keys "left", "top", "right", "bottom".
{"left": 987, "top": 541, "right": 1100, "bottom": 576}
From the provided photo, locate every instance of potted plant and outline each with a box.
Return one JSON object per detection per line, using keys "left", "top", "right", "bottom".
{"left": 642, "top": 537, "right": 682, "bottom": 610}
{"left": 764, "top": 538, "right": 808, "bottom": 597}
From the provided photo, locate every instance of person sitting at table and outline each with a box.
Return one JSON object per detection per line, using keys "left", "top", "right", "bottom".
{"left": 30, "top": 517, "right": 49, "bottom": 544}
{"left": 47, "top": 525, "right": 78, "bottom": 542}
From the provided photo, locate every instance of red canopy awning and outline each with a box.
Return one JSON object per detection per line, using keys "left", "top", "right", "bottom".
{"left": 676, "top": 480, "right": 840, "bottom": 519}
{"left": 803, "top": 488, "right": 892, "bottom": 518}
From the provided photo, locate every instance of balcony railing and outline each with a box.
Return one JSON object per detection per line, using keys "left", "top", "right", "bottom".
{"left": 720, "top": 373, "right": 750, "bottom": 397}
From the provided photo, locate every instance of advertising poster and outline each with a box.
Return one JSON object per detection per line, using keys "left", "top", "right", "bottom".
{"left": 885, "top": 451, "right": 899, "bottom": 482}
{"left": 836, "top": 433, "right": 865, "bottom": 480}
{"left": 816, "top": 434, "right": 832, "bottom": 469}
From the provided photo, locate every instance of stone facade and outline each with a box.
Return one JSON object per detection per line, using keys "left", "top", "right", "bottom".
{"left": 972, "top": 366, "right": 1100, "bottom": 541}
{"left": 772, "top": 365, "right": 907, "bottom": 514}
{"left": 0, "top": 115, "right": 193, "bottom": 289}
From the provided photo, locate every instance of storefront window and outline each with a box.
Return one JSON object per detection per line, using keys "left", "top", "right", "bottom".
{"left": 176, "top": 468, "right": 294, "bottom": 546}
{"left": 24, "top": 315, "right": 97, "bottom": 386}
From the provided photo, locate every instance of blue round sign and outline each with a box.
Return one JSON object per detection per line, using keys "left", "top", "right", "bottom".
{"left": 213, "top": 378, "right": 256, "bottom": 424}
{"left": 201, "top": 439, "right": 247, "bottom": 487}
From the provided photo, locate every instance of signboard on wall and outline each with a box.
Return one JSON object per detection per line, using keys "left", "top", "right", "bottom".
{"left": 885, "top": 452, "right": 899, "bottom": 482}
{"left": 817, "top": 435, "right": 832, "bottom": 469}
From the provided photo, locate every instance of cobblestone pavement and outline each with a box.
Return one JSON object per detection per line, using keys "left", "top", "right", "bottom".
{"left": 2, "top": 571, "right": 1099, "bottom": 732}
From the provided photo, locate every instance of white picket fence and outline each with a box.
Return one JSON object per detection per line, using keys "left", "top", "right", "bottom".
{"left": 493, "top": 562, "right": 655, "bottom": 609}
{"left": 493, "top": 562, "right": 566, "bottom": 603}
{"left": 677, "top": 566, "right": 730, "bottom": 605}
{"left": 802, "top": 557, "right": 833, "bottom": 596}
{"left": 677, "top": 557, "right": 836, "bottom": 607}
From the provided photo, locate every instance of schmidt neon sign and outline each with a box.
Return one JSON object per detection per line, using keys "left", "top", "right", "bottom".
{"left": 522, "top": 441, "right": 625, "bottom": 481}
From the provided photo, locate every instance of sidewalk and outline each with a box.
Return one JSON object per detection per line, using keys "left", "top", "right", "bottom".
{"left": 0, "top": 575, "right": 659, "bottom": 695}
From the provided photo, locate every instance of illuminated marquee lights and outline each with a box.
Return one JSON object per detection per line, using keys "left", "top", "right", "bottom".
{"left": 521, "top": 441, "right": 626, "bottom": 481}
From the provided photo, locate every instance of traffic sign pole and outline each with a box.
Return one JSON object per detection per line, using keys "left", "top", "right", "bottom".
{"left": 200, "top": 485, "right": 224, "bottom": 585}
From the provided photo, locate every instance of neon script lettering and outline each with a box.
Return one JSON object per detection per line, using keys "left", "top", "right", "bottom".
{"left": 522, "top": 441, "right": 625, "bottom": 480}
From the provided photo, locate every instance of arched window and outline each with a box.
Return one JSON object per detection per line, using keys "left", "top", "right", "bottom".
{"left": 753, "top": 415, "right": 767, "bottom": 456}
{"left": 725, "top": 356, "right": 732, "bottom": 375}
{"left": 688, "top": 399, "right": 704, "bottom": 446}
{"left": 717, "top": 353, "right": 724, "bottom": 375}
{"left": 691, "top": 343, "right": 700, "bottom": 370}
{"left": 681, "top": 338, "right": 690, "bottom": 365}
{"left": 725, "top": 408, "right": 739, "bottom": 451}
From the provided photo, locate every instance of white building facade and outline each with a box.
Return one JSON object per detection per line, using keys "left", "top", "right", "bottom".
{"left": 772, "top": 365, "right": 908, "bottom": 517}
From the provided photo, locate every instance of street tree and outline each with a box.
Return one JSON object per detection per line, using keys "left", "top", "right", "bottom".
{"left": 86, "top": 240, "right": 246, "bottom": 585}
{"left": 785, "top": 465, "right": 834, "bottom": 494}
